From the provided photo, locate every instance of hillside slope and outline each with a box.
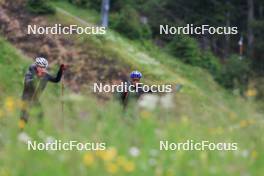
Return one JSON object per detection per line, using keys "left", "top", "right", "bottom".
{"left": 0, "top": 1, "right": 263, "bottom": 176}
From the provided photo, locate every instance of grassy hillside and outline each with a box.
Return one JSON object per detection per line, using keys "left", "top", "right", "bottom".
{"left": 0, "top": 1, "right": 263, "bottom": 175}
{"left": 50, "top": 1, "right": 262, "bottom": 122}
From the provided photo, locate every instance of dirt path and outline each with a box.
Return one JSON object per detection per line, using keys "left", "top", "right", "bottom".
{"left": 56, "top": 7, "right": 93, "bottom": 26}
{"left": 0, "top": 1, "right": 128, "bottom": 95}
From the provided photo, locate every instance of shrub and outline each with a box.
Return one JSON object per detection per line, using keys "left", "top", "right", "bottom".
{"left": 110, "top": 6, "right": 152, "bottom": 40}
{"left": 27, "top": 0, "right": 55, "bottom": 14}
{"left": 255, "top": 77, "right": 264, "bottom": 100}
{"left": 165, "top": 35, "right": 221, "bottom": 78}
{"left": 199, "top": 51, "right": 221, "bottom": 77}
{"left": 68, "top": 0, "right": 87, "bottom": 6}
{"left": 68, "top": 0, "right": 101, "bottom": 10}
{"left": 216, "top": 55, "right": 251, "bottom": 90}
{"left": 165, "top": 35, "right": 201, "bottom": 65}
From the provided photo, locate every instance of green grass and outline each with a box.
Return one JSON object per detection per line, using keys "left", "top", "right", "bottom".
{"left": 0, "top": 1, "right": 263, "bottom": 175}
{"left": 52, "top": 1, "right": 100, "bottom": 24}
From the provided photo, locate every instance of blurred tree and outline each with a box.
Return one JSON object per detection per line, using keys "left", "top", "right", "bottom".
{"left": 27, "top": 0, "right": 55, "bottom": 14}
{"left": 65, "top": 0, "right": 264, "bottom": 92}
{"left": 247, "top": 0, "right": 255, "bottom": 58}
{"left": 101, "top": 0, "right": 110, "bottom": 27}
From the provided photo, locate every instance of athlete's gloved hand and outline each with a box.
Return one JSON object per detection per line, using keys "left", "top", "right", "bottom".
{"left": 60, "top": 64, "right": 68, "bottom": 71}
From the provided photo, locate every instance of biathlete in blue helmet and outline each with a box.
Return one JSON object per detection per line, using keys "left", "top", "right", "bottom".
{"left": 119, "top": 70, "right": 146, "bottom": 108}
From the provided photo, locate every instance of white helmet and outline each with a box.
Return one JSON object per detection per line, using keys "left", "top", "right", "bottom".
{"left": 35, "top": 57, "right": 48, "bottom": 68}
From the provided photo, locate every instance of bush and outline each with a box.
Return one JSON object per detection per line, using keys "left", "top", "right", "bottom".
{"left": 199, "top": 51, "right": 221, "bottom": 76}
{"left": 255, "top": 77, "right": 264, "bottom": 100}
{"left": 216, "top": 55, "right": 251, "bottom": 90}
{"left": 110, "top": 6, "right": 152, "bottom": 40}
{"left": 67, "top": 0, "right": 152, "bottom": 39}
{"left": 27, "top": 0, "right": 55, "bottom": 14}
{"left": 165, "top": 35, "right": 221, "bottom": 78}
{"left": 165, "top": 36, "right": 253, "bottom": 93}
{"left": 68, "top": 0, "right": 101, "bottom": 10}
{"left": 165, "top": 35, "right": 201, "bottom": 65}
{"left": 68, "top": 0, "right": 87, "bottom": 6}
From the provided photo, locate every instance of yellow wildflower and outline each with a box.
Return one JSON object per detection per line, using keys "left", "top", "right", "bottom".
{"left": 105, "top": 162, "right": 119, "bottom": 174}
{"left": 100, "top": 147, "right": 117, "bottom": 161}
{"left": 123, "top": 160, "right": 135, "bottom": 173}
{"left": 239, "top": 120, "right": 248, "bottom": 128}
{"left": 83, "top": 152, "right": 95, "bottom": 167}
{"left": 116, "top": 156, "right": 127, "bottom": 166}
{"left": 116, "top": 156, "right": 135, "bottom": 172}
{"left": 246, "top": 89, "right": 257, "bottom": 97}
{"left": 18, "top": 119, "right": 26, "bottom": 130}
{"left": 95, "top": 150, "right": 104, "bottom": 158}
{"left": 5, "top": 97, "right": 15, "bottom": 112}
{"left": 251, "top": 150, "right": 258, "bottom": 160}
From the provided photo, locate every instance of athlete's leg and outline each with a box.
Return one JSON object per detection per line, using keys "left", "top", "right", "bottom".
{"left": 19, "top": 100, "right": 29, "bottom": 130}
{"left": 35, "top": 101, "right": 44, "bottom": 123}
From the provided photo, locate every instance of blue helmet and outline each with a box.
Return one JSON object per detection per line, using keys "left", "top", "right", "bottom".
{"left": 130, "top": 70, "right": 142, "bottom": 79}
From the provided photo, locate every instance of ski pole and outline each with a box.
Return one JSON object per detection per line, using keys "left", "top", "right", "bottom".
{"left": 61, "top": 72, "right": 64, "bottom": 130}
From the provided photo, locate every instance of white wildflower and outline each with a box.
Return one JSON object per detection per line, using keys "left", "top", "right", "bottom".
{"left": 45, "top": 136, "right": 55, "bottom": 144}
{"left": 241, "top": 150, "right": 249, "bottom": 158}
{"left": 138, "top": 94, "right": 159, "bottom": 110}
{"left": 18, "top": 132, "right": 31, "bottom": 144}
{"left": 129, "top": 146, "right": 140, "bottom": 157}
{"left": 148, "top": 158, "right": 157, "bottom": 166}
{"left": 160, "top": 93, "right": 174, "bottom": 109}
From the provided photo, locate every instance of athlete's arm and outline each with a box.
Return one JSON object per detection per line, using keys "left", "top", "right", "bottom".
{"left": 46, "top": 65, "right": 65, "bottom": 83}
{"left": 22, "top": 64, "right": 36, "bottom": 100}
{"left": 24, "top": 64, "right": 36, "bottom": 84}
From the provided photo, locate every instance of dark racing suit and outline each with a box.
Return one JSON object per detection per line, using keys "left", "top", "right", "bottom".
{"left": 20, "top": 64, "right": 63, "bottom": 123}
{"left": 118, "top": 81, "right": 145, "bottom": 108}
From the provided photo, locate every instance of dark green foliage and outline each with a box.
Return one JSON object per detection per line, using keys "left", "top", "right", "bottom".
{"left": 199, "top": 51, "right": 221, "bottom": 77}
{"left": 64, "top": 0, "right": 263, "bottom": 74}
{"left": 255, "top": 78, "right": 264, "bottom": 100}
{"left": 252, "top": 20, "right": 264, "bottom": 74}
{"left": 165, "top": 35, "right": 200, "bottom": 65}
{"left": 165, "top": 35, "right": 221, "bottom": 79}
{"left": 64, "top": 0, "right": 263, "bottom": 93}
{"left": 216, "top": 55, "right": 251, "bottom": 90}
{"left": 67, "top": 0, "right": 152, "bottom": 39}
{"left": 68, "top": 0, "right": 101, "bottom": 10}
{"left": 27, "top": 0, "right": 55, "bottom": 14}
{"left": 110, "top": 6, "right": 152, "bottom": 40}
